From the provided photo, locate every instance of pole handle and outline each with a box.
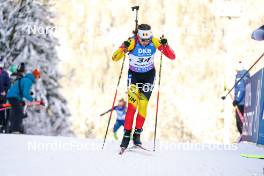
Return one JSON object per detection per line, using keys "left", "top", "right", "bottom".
{"left": 131, "top": 6, "right": 139, "bottom": 11}
{"left": 131, "top": 6, "right": 139, "bottom": 36}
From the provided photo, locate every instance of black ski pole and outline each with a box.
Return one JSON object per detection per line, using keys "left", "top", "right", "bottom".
{"left": 154, "top": 46, "right": 164, "bottom": 152}
{"left": 221, "top": 52, "right": 264, "bottom": 100}
{"left": 102, "top": 56, "right": 125, "bottom": 149}
{"left": 131, "top": 6, "right": 139, "bottom": 36}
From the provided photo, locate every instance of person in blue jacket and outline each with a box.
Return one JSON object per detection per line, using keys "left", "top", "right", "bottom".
{"left": 100, "top": 98, "right": 127, "bottom": 140}
{"left": 233, "top": 61, "right": 250, "bottom": 134}
{"left": 6, "top": 69, "right": 40, "bottom": 133}
{"left": 0, "top": 62, "right": 10, "bottom": 133}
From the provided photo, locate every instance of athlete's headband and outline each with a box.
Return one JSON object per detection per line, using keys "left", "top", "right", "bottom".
{"left": 138, "top": 29, "right": 153, "bottom": 40}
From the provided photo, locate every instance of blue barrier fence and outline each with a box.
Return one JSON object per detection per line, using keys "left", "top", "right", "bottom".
{"left": 242, "top": 67, "right": 264, "bottom": 145}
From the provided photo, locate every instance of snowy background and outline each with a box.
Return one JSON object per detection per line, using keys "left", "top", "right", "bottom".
{"left": 0, "top": 134, "right": 263, "bottom": 176}
{"left": 0, "top": 1, "right": 264, "bottom": 175}
{"left": 54, "top": 0, "right": 264, "bottom": 143}
{"left": 0, "top": 0, "right": 264, "bottom": 142}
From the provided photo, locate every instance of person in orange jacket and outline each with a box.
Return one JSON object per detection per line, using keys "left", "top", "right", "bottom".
{"left": 112, "top": 24, "right": 176, "bottom": 149}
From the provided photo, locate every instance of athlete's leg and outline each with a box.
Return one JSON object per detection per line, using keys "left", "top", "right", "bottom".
{"left": 135, "top": 93, "right": 149, "bottom": 129}
{"left": 120, "top": 71, "right": 140, "bottom": 148}
{"left": 113, "top": 120, "right": 122, "bottom": 133}
{"left": 135, "top": 71, "right": 155, "bottom": 130}
{"left": 124, "top": 84, "right": 140, "bottom": 130}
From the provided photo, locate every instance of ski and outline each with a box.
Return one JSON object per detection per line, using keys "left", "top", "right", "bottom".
{"left": 134, "top": 145, "right": 150, "bottom": 151}
{"left": 118, "top": 147, "right": 127, "bottom": 155}
{"left": 129, "top": 145, "right": 151, "bottom": 151}
{"left": 118, "top": 145, "right": 150, "bottom": 155}
{"left": 240, "top": 154, "right": 264, "bottom": 159}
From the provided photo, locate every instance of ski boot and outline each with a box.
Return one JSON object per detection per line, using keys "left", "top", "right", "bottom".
{"left": 133, "top": 128, "right": 143, "bottom": 146}
{"left": 120, "top": 130, "right": 131, "bottom": 149}
{"left": 0, "top": 125, "right": 3, "bottom": 133}
{"left": 113, "top": 132, "right": 118, "bottom": 140}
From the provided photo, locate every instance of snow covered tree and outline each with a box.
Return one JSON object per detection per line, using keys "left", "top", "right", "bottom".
{"left": 0, "top": 0, "right": 15, "bottom": 63}
{"left": 0, "top": 0, "right": 73, "bottom": 136}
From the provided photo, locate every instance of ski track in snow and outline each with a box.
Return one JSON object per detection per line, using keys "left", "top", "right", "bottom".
{"left": 0, "top": 134, "right": 263, "bottom": 176}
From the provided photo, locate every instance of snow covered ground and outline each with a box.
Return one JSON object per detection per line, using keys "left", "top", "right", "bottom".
{"left": 0, "top": 134, "right": 263, "bottom": 176}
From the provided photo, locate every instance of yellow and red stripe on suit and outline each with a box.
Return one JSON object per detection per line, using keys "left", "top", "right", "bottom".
{"left": 112, "top": 37, "right": 176, "bottom": 62}
{"left": 112, "top": 36, "right": 176, "bottom": 130}
{"left": 124, "top": 69, "right": 156, "bottom": 130}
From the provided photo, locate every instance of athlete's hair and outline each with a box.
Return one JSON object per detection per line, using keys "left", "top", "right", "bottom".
{"left": 138, "top": 24, "right": 151, "bottom": 30}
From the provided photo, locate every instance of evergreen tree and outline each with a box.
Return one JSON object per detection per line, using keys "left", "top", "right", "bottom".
{"left": 0, "top": 0, "right": 73, "bottom": 135}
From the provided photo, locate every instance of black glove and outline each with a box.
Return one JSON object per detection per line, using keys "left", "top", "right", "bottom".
{"left": 160, "top": 37, "right": 167, "bottom": 45}
{"left": 232, "top": 100, "right": 238, "bottom": 107}
{"left": 123, "top": 40, "right": 130, "bottom": 48}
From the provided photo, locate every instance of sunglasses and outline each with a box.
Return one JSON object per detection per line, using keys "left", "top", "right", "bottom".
{"left": 140, "top": 38, "right": 151, "bottom": 42}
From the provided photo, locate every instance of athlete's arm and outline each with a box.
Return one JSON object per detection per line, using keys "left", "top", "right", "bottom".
{"left": 100, "top": 106, "right": 118, "bottom": 116}
{"left": 112, "top": 38, "right": 136, "bottom": 61}
{"left": 152, "top": 37, "right": 176, "bottom": 60}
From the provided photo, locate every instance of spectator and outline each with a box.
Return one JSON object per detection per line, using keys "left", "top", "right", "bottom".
{"left": 6, "top": 69, "right": 40, "bottom": 134}
{"left": 233, "top": 61, "right": 250, "bottom": 134}
{"left": 0, "top": 62, "right": 10, "bottom": 133}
